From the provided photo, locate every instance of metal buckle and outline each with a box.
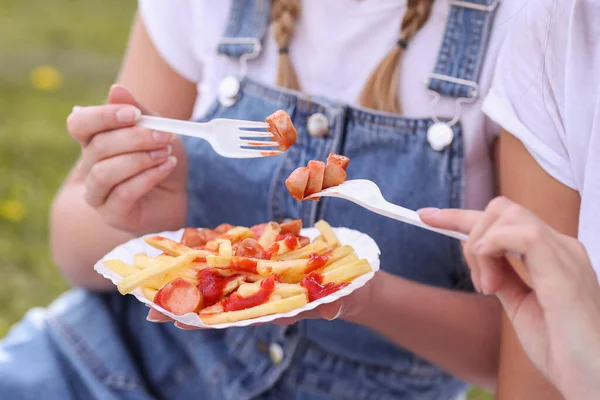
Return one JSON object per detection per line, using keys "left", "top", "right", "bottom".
{"left": 218, "top": 37, "right": 262, "bottom": 78}
{"left": 425, "top": 74, "right": 480, "bottom": 127}
{"left": 448, "top": 0, "right": 500, "bottom": 12}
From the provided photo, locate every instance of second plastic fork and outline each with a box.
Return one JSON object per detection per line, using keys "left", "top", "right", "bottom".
{"left": 306, "top": 179, "right": 469, "bottom": 241}
{"left": 137, "top": 115, "right": 281, "bottom": 158}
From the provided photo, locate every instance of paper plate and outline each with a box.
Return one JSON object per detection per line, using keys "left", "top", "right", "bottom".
{"left": 94, "top": 226, "right": 381, "bottom": 329}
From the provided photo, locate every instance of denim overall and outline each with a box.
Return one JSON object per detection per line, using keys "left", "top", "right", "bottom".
{"left": 0, "top": 1, "right": 498, "bottom": 399}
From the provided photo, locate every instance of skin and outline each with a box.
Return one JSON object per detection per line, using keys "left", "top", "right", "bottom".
{"left": 54, "top": 12, "right": 503, "bottom": 390}
{"left": 419, "top": 198, "right": 600, "bottom": 400}
{"left": 493, "top": 131, "right": 581, "bottom": 399}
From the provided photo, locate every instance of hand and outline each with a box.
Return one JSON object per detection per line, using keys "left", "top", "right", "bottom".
{"left": 145, "top": 272, "right": 378, "bottom": 330}
{"left": 419, "top": 197, "right": 600, "bottom": 399}
{"left": 67, "top": 85, "right": 188, "bottom": 235}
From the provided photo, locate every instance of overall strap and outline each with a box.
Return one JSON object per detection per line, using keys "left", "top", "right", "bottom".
{"left": 427, "top": 0, "right": 500, "bottom": 99}
{"left": 217, "top": 0, "right": 271, "bottom": 59}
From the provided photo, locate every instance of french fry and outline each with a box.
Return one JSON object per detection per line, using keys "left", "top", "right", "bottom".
{"left": 104, "top": 260, "right": 138, "bottom": 277}
{"left": 273, "top": 240, "right": 329, "bottom": 261}
{"left": 142, "top": 286, "right": 158, "bottom": 301}
{"left": 322, "top": 259, "right": 372, "bottom": 284}
{"left": 117, "top": 253, "right": 196, "bottom": 294}
{"left": 324, "top": 245, "right": 354, "bottom": 266}
{"left": 198, "top": 302, "right": 224, "bottom": 314}
{"left": 314, "top": 220, "right": 339, "bottom": 248}
{"left": 206, "top": 255, "right": 231, "bottom": 267}
{"left": 257, "top": 259, "right": 307, "bottom": 277}
{"left": 144, "top": 236, "right": 210, "bottom": 257}
{"left": 222, "top": 226, "right": 254, "bottom": 243}
{"left": 258, "top": 222, "right": 281, "bottom": 248}
{"left": 321, "top": 253, "right": 359, "bottom": 274}
{"left": 218, "top": 240, "right": 233, "bottom": 259}
{"left": 236, "top": 282, "right": 306, "bottom": 298}
{"left": 199, "top": 294, "right": 308, "bottom": 325}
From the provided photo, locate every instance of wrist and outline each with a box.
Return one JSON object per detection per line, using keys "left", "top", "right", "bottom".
{"left": 343, "top": 271, "right": 393, "bottom": 326}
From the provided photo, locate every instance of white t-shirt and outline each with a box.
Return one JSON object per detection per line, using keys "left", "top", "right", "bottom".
{"left": 138, "top": 0, "right": 514, "bottom": 210}
{"left": 483, "top": 0, "right": 600, "bottom": 271}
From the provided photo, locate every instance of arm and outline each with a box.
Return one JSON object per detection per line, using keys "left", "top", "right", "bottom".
{"left": 50, "top": 13, "right": 197, "bottom": 289}
{"left": 346, "top": 273, "right": 502, "bottom": 390}
{"left": 495, "top": 130, "right": 581, "bottom": 399}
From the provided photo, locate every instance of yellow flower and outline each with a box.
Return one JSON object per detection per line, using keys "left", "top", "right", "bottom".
{"left": 0, "top": 200, "right": 26, "bottom": 222}
{"left": 30, "top": 65, "right": 63, "bottom": 92}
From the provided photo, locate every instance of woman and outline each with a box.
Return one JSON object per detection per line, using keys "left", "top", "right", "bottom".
{"left": 1, "top": 1, "right": 519, "bottom": 399}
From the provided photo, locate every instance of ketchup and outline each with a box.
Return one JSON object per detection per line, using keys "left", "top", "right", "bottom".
{"left": 197, "top": 269, "right": 228, "bottom": 306}
{"left": 305, "top": 251, "right": 332, "bottom": 273}
{"left": 229, "top": 257, "right": 259, "bottom": 274}
{"left": 301, "top": 272, "right": 348, "bottom": 302}
{"left": 275, "top": 234, "right": 300, "bottom": 250}
{"left": 223, "top": 275, "right": 280, "bottom": 311}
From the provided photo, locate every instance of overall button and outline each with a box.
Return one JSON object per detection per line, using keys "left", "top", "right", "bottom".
{"left": 218, "top": 76, "right": 240, "bottom": 107}
{"left": 269, "top": 342, "right": 284, "bottom": 365}
{"left": 307, "top": 113, "right": 329, "bottom": 137}
{"left": 427, "top": 122, "right": 454, "bottom": 151}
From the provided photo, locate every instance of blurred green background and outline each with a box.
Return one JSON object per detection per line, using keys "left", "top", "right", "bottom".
{"left": 0, "top": 0, "right": 491, "bottom": 398}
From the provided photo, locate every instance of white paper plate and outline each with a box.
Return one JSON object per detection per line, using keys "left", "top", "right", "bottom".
{"left": 94, "top": 226, "right": 381, "bottom": 329}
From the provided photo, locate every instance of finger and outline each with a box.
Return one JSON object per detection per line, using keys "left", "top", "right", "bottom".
{"left": 417, "top": 208, "right": 483, "bottom": 235}
{"left": 174, "top": 322, "right": 204, "bottom": 331}
{"left": 82, "top": 127, "right": 175, "bottom": 172}
{"left": 318, "top": 301, "right": 344, "bottom": 320}
{"left": 272, "top": 309, "right": 322, "bottom": 326}
{"left": 67, "top": 104, "right": 142, "bottom": 145}
{"left": 493, "top": 260, "right": 532, "bottom": 320}
{"left": 101, "top": 156, "right": 177, "bottom": 218}
{"left": 146, "top": 308, "right": 173, "bottom": 323}
{"left": 464, "top": 197, "right": 514, "bottom": 291}
{"left": 108, "top": 84, "right": 155, "bottom": 115}
{"left": 477, "top": 253, "right": 505, "bottom": 295}
{"left": 85, "top": 149, "right": 173, "bottom": 207}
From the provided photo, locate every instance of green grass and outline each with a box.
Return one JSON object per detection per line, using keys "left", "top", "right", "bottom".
{"left": 0, "top": 1, "right": 492, "bottom": 398}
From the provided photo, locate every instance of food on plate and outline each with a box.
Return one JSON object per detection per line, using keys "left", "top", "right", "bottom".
{"left": 286, "top": 153, "right": 350, "bottom": 200}
{"left": 266, "top": 110, "right": 298, "bottom": 151}
{"left": 103, "top": 220, "right": 371, "bottom": 325}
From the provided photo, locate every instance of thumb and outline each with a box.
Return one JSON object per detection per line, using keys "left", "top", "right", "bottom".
{"left": 108, "top": 84, "right": 156, "bottom": 116}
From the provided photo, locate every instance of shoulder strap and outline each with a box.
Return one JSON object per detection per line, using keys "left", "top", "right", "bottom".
{"left": 217, "top": 0, "right": 271, "bottom": 59}
{"left": 427, "top": 0, "right": 500, "bottom": 99}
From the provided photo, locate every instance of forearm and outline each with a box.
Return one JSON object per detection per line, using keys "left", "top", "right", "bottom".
{"left": 50, "top": 173, "right": 133, "bottom": 290}
{"left": 349, "top": 272, "right": 501, "bottom": 390}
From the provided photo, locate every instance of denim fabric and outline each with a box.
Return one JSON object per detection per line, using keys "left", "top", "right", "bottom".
{"left": 0, "top": 1, "right": 497, "bottom": 398}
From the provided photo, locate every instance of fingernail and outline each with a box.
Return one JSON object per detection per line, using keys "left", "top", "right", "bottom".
{"left": 116, "top": 107, "right": 141, "bottom": 123}
{"left": 152, "top": 130, "right": 174, "bottom": 144}
{"left": 159, "top": 156, "right": 177, "bottom": 171}
{"left": 72, "top": 105, "right": 83, "bottom": 113}
{"left": 417, "top": 208, "right": 440, "bottom": 217}
{"left": 150, "top": 145, "right": 172, "bottom": 159}
{"left": 146, "top": 316, "right": 162, "bottom": 323}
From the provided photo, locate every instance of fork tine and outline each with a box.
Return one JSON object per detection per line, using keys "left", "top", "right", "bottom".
{"left": 235, "top": 121, "right": 270, "bottom": 129}
{"left": 233, "top": 149, "right": 283, "bottom": 158}
{"left": 239, "top": 140, "right": 280, "bottom": 148}
{"left": 239, "top": 131, "right": 275, "bottom": 139}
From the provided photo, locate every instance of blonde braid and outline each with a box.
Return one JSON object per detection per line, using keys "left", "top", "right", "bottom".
{"left": 271, "top": 0, "right": 301, "bottom": 91}
{"left": 359, "top": 0, "right": 435, "bottom": 113}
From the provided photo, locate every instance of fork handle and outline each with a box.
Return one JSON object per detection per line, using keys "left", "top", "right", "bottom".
{"left": 137, "top": 116, "right": 210, "bottom": 140}
{"left": 377, "top": 201, "right": 469, "bottom": 241}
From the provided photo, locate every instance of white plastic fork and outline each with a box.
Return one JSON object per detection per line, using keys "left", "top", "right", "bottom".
{"left": 137, "top": 115, "right": 281, "bottom": 158}
{"left": 306, "top": 179, "right": 469, "bottom": 241}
